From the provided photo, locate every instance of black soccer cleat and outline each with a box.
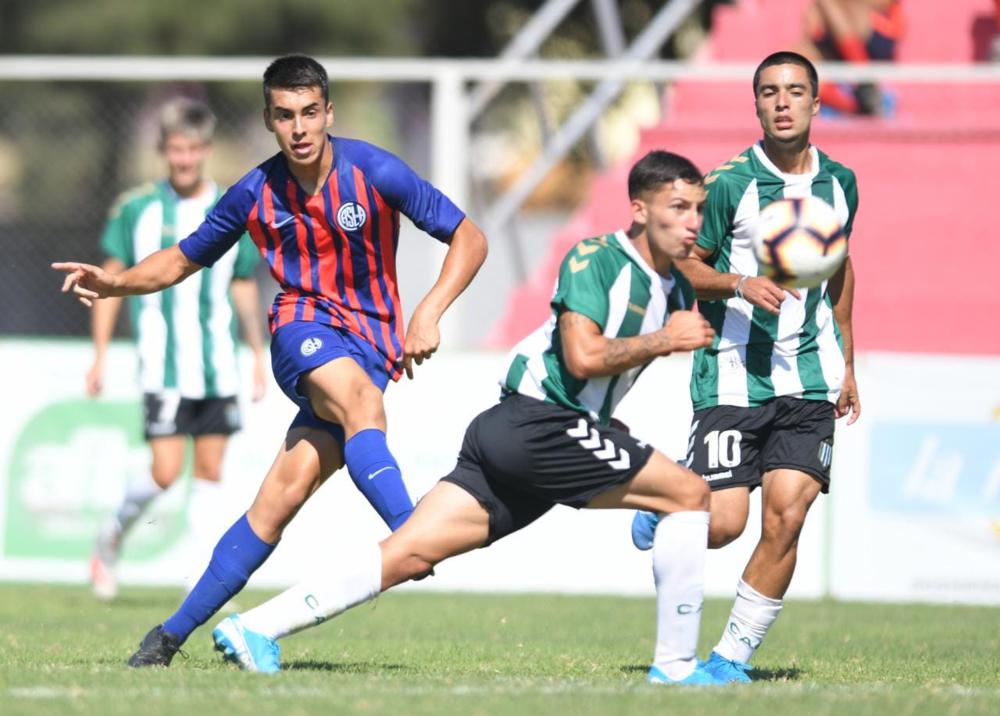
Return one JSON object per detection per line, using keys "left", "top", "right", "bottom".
{"left": 127, "top": 625, "right": 184, "bottom": 667}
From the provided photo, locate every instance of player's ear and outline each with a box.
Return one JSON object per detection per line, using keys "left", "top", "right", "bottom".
{"left": 262, "top": 107, "right": 274, "bottom": 133}
{"left": 325, "top": 102, "right": 334, "bottom": 129}
{"left": 630, "top": 197, "right": 648, "bottom": 225}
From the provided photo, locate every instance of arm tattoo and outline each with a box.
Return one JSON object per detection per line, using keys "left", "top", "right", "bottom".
{"left": 603, "top": 332, "right": 669, "bottom": 372}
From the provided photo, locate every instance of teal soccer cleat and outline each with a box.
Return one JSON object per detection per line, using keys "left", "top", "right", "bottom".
{"left": 703, "top": 650, "right": 752, "bottom": 683}
{"left": 647, "top": 662, "right": 725, "bottom": 685}
{"left": 630, "top": 510, "right": 659, "bottom": 551}
{"left": 212, "top": 614, "right": 281, "bottom": 674}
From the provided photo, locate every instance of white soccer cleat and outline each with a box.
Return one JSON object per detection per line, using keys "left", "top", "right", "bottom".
{"left": 90, "top": 526, "right": 122, "bottom": 601}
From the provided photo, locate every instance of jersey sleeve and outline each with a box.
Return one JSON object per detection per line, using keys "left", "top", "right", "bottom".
{"left": 231, "top": 234, "right": 260, "bottom": 279}
{"left": 550, "top": 241, "right": 612, "bottom": 330}
{"left": 695, "top": 173, "right": 737, "bottom": 257}
{"left": 836, "top": 168, "right": 859, "bottom": 239}
{"left": 179, "top": 180, "right": 255, "bottom": 268}
{"left": 99, "top": 197, "right": 135, "bottom": 266}
{"left": 363, "top": 144, "right": 465, "bottom": 243}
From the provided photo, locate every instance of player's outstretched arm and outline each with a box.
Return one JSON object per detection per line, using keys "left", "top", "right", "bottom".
{"left": 828, "top": 255, "right": 861, "bottom": 424}
{"left": 560, "top": 309, "right": 715, "bottom": 380}
{"left": 86, "top": 258, "right": 126, "bottom": 396}
{"left": 53, "top": 245, "right": 202, "bottom": 307}
{"left": 402, "top": 217, "right": 488, "bottom": 379}
{"left": 676, "top": 246, "right": 798, "bottom": 315}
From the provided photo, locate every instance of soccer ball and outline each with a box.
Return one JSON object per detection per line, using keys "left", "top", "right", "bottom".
{"left": 752, "top": 196, "right": 847, "bottom": 288}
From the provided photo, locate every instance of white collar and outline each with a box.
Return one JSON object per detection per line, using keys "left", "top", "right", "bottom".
{"left": 753, "top": 141, "right": 819, "bottom": 183}
{"left": 613, "top": 229, "right": 676, "bottom": 294}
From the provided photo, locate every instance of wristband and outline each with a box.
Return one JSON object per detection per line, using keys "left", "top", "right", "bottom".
{"left": 734, "top": 275, "right": 748, "bottom": 301}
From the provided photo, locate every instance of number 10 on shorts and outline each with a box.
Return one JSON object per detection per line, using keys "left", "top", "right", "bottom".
{"left": 704, "top": 430, "right": 742, "bottom": 469}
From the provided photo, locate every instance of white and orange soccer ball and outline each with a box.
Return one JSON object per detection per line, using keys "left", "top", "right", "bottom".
{"left": 752, "top": 196, "right": 847, "bottom": 288}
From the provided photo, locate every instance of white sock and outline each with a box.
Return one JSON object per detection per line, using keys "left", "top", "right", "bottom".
{"left": 110, "top": 470, "right": 163, "bottom": 537}
{"left": 183, "top": 477, "right": 226, "bottom": 590}
{"left": 240, "top": 540, "right": 383, "bottom": 640}
{"left": 652, "top": 510, "right": 710, "bottom": 680}
{"left": 714, "top": 578, "right": 783, "bottom": 664}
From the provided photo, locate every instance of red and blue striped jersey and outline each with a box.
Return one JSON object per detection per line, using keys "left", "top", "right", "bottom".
{"left": 179, "top": 136, "right": 465, "bottom": 380}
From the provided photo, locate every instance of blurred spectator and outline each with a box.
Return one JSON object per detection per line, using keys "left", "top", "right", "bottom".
{"left": 992, "top": 0, "right": 1000, "bottom": 61}
{"left": 799, "top": 0, "right": 905, "bottom": 115}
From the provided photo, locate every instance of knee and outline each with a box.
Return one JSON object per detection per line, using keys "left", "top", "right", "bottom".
{"left": 762, "top": 502, "right": 810, "bottom": 546}
{"left": 382, "top": 545, "right": 434, "bottom": 588}
{"left": 150, "top": 464, "right": 181, "bottom": 489}
{"left": 679, "top": 473, "right": 711, "bottom": 512}
{"left": 344, "top": 383, "right": 385, "bottom": 430}
{"left": 708, "top": 515, "right": 745, "bottom": 549}
{"left": 399, "top": 553, "right": 435, "bottom": 582}
{"left": 315, "top": 382, "right": 385, "bottom": 431}
{"left": 193, "top": 461, "right": 222, "bottom": 482}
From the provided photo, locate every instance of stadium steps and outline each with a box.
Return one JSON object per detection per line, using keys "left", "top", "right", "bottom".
{"left": 485, "top": 0, "right": 1000, "bottom": 355}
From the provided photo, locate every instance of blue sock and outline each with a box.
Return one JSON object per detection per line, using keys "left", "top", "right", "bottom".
{"left": 161, "top": 514, "right": 274, "bottom": 642}
{"left": 344, "top": 428, "right": 413, "bottom": 530}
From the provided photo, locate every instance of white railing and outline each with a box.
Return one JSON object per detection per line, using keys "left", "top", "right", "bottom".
{"left": 4, "top": 55, "right": 998, "bottom": 215}
{"left": 4, "top": 56, "right": 1000, "bottom": 82}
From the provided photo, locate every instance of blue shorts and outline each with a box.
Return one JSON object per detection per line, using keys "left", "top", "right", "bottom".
{"left": 270, "top": 321, "right": 391, "bottom": 445}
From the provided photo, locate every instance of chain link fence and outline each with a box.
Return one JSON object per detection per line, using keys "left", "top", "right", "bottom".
{"left": 0, "top": 79, "right": 431, "bottom": 338}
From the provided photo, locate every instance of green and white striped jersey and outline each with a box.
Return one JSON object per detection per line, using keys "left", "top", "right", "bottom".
{"left": 690, "top": 142, "right": 859, "bottom": 410}
{"left": 502, "top": 230, "right": 695, "bottom": 424}
{"left": 101, "top": 180, "right": 259, "bottom": 399}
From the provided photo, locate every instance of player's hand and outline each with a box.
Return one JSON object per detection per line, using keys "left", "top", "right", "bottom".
{"left": 738, "top": 276, "right": 800, "bottom": 315}
{"left": 836, "top": 367, "right": 861, "bottom": 425}
{"left": 662, "top": 310, "right": 715, "bottom": 353}
{"left": 251, "top": 353, "right": 267, "bottom": 402}
{"left": 52, "top": 261, "right": 120, "bottom": 307}
{"left": 85, "top": 360, "right": 103, "bottom": 397}
{"left": 402, "top": 308, "right": 441, "bottom": 380}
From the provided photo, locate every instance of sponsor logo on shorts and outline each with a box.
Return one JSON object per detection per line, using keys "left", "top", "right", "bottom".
{"left": 225, "top": 403, "right": 241, "bottom": 430}
{"left": 566, "top": 418, "right": 631, "bottom": 470}
{"left": 300, "top": 337, "right": 323, "bottom": 357}
{"left": 702, "top": 470, "right": 733, "bottom": 482}
{"left": 686, "top": 419, "right": 699, "bottom": 462}
{"left": 818, "top": 439, "right": 834, "bottom": 471}
{"left": 337, "top": 201, "right": 367, "bottom": 231}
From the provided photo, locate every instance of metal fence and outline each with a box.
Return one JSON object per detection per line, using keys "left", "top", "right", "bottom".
{"left": 0, "top": 77, "right": 431, "bottom": 338}
{"left": 4, "top": 57, "right": 999, "bottom": 343}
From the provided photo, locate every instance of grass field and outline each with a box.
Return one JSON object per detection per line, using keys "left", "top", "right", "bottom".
{"left": 1, "top": 584, "right": 998, "bottom": 715}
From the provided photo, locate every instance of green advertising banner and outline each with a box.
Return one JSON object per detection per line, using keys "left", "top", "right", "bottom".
{"left": 4, "top": 399, "right": 190, "bottom": 561}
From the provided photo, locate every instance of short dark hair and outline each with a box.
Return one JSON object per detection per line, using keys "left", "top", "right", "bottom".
{"left": 627, "top": 151, "right": 702, "bottom": 200}
{"left": 753, "top": 51, "right": 819, "bottom": 97}
{"left": 263, "top": 54, "right": 329, "bottom": 106}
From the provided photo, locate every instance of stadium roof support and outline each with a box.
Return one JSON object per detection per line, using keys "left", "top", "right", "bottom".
{"left": 481, "top": 0, "right": 702, "bottom": 253}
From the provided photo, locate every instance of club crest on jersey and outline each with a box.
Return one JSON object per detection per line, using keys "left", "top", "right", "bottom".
{"left": 337, "top": 202, "right": 367, "bottom": 231}
{"left": 300, "top": 337, "right": 323, "bottom": 357}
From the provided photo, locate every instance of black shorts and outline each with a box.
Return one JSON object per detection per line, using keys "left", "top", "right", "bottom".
{"left": 441, "top": 394, "right": 654, "bottom": 545}
{"left": 687, "top": 396, "right": 835, "bottom": 493}
{"left": 143, "top": 393, "right": 241, "bottom": 440}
